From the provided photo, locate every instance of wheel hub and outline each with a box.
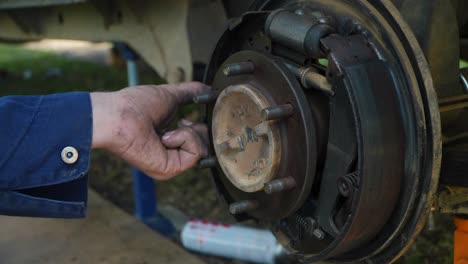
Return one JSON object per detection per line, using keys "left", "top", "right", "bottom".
{"left": 208, "top": 50, "right": 320, "bottom": 220}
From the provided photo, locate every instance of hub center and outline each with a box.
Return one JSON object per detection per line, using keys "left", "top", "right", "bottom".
{"left": 212, "top": 83, "right": 281, "bottom": 193}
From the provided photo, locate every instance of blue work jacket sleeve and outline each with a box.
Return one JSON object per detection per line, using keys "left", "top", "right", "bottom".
{"left": 0, "top": 92, "right": 92, "bottom": 218}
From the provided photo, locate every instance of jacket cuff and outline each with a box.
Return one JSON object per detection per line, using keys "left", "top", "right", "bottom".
{"left": 0, "top": 92, "right": 92, "bottom": 218}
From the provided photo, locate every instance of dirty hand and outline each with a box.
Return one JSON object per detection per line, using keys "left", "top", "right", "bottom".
{"left": 90, "top": 82, "right": 209, "bottom": 180}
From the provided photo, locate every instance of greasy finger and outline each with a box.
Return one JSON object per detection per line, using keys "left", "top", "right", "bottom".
{"left": 159, "top": 127, "right": 208, "bottom": 179}
{"left": 178, "top": 119, "right": 209, "bottom": 144}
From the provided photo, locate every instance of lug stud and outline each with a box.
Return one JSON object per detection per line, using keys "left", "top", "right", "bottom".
{"left": 218, "top": 136, "right": 245, "bottom": 154}
{"left": 229, "top": 200, "right": 259, "bottom": 214}
{"left": 223, "top": 62, "right": 255, "bottom": 76}
{"left": 261, "top": 104, "right": 294, "bottom": 121}
{"left": 264, "top": 177, "right": 296, "bottom": 194}
{"left": 254, "top": 122, "right": 269, "bottom": 137}
{"left": 193, "top": 91, "right": 218, "bottom": 104}
{"left": 198, "top": 157, "right": 217, "bottom": 168}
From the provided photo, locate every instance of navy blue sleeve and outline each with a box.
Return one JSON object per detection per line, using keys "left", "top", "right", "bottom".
{"left": 0, "top": 92, "right": 92, "bottom": 218}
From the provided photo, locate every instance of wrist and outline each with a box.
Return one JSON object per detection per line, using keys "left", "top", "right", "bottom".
{"left": 90, "top": 91, "right": 121, "bottom": 150}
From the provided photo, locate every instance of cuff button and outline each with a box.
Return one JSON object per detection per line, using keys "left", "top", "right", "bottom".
{"left": 61, "top": 146, "right": 79, "bottom": 164}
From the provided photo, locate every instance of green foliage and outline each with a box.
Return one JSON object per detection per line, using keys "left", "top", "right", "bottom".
{"left": 0, "top": 43, "right": 165, "bottom": 95}
{"left": 406, "top": 215, "right": 454, "bottom": 264}
{"left": 318, "top": 58, "right": 328, "bottom": 67}
{"left": 0, "top": 44, "right": 129, "bottom": 95}
{"left": 461, "top": 60, "right": 468, "bottom": 69}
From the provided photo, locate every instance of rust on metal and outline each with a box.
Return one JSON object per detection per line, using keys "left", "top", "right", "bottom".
{"left": 211, "top": 84, "right": 282, "bottom": 193}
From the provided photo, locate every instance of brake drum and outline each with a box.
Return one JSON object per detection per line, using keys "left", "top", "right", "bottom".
{"left": 198, "top": 0, "right": 441, "bottom": 262}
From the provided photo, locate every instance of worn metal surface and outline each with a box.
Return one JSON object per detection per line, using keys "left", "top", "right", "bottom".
{"left": 212, "top": 84, "right": 282, "bottom": 193}
{"left": 207, "top": 48, "right": 321, "bottom": 221}
{"left": 0, "top": 190, "right": 205, "bottom": 264}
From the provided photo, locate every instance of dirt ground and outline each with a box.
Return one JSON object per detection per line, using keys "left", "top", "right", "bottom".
{"left": 0, "top": 40, "right": 458, "bottom": 264}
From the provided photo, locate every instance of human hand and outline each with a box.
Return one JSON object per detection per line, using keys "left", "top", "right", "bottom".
{"left": 90, "top": 82, "right": 209, "bottom": 180}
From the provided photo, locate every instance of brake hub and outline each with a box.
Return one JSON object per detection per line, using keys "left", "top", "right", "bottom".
{"left": 209, "top": 50, "right": 319, "bottom": 220}
{"left": 196, "top": 0, "right": 442, "bottom": 263}
{"left": 212, "top": 83, "right": 281, "bottom": 193}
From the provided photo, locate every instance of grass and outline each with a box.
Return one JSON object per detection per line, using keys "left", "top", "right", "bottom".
{"left": 461, "top": 60, "right": 468, "bottom": 69}
{"left": 0, "top": 44, "right": 126, "bottom": 94}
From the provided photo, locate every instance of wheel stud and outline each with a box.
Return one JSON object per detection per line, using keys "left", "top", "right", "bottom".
{"left": 198, "top": 157, "right": 217, "bottom": 168}
{"left": 193, "top": 91, "right": 218, "bottom": 104}
{"left": 261, "top": 104, "right": 294, "bottom": 121}
{"left": 264, "top": 177, "right": 296, "bottom": 194}
{"left": 254, "top": 122, "right": 269, "bottom": 137}
{"left": 223, "top": 62, "right": 255, "bottom": 76}
{"left": 218, "top": 136, "right": 245, "bottom": 154}
{"left": 229, "top": 200, "right": 259, "bottom": 214}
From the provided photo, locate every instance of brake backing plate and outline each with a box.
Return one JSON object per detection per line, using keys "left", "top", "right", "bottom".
{"left": 198, "top": 0, "right": 441, "bottom": 263}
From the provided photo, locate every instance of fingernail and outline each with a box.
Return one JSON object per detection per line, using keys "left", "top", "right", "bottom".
{"left": 181, "top": 119, "right": 194, "bottom": 126}
{"left": 162, "top": 131, "right": 176, "bottom": 141}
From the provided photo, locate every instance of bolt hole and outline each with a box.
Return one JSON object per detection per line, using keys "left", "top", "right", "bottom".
{"left": 264, "top": 46, "right": 270, "bottom": 51}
